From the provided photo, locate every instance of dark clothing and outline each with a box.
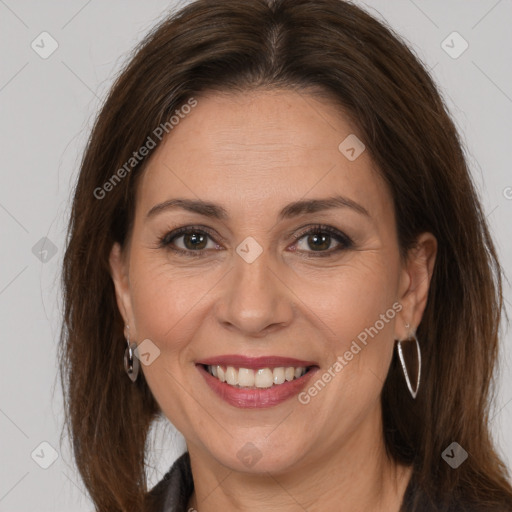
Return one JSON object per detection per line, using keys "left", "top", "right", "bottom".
{"left": 145, "top": 451, "right": 510, "bottom": 511}
{"left": 145, "top": 452, "right": 194, "bottom": 512}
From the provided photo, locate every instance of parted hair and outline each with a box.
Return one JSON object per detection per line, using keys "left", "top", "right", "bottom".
{"left": 59, "top": 0, "right": 512, "bottom": 510}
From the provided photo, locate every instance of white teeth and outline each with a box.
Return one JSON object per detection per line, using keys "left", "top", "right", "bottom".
{"left": 254, "top": 368, "right": 273, "bottom": 388}
{"left": 238, "top": 368, "right": 255, "bottom": 387}
{"left": 273, "top": 367, "right": 285, "bottom": 385}
{"left": 225, "top": 366, "right": 238, "bottom": 385}
{"left": 206, "top": 365, "right": 308, "bottom": 388}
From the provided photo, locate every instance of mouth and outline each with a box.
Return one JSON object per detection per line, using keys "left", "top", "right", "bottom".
{"left": 195, "top": 355, "right": 320, "bottom": 408}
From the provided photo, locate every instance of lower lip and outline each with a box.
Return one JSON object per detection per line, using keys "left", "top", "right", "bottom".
{"left": 196, "top": 364, "right": 319, "bottom": 408}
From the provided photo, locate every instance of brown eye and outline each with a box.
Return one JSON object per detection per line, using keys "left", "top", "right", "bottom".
{"left": 293, "top": 225, "right": 353, "bottom": 257}
{"left": 180, "top": 231, "right": 208, "bottom": 250}
{"left": 302, "top": 233, "right": 333, "bottom": 251}
{"left": 158, "top": 226, "right": 220, "bottom": 257}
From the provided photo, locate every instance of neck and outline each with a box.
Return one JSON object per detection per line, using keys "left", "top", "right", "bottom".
{"left": 186, "top": 408, "right": 412, "bottom": 512}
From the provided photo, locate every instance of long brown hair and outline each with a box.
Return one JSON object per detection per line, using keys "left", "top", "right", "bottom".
{"left": 58, "top": 0, "right": 512, "bottom": 510}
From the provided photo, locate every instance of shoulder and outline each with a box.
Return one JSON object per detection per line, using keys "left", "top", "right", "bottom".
{"left": 144, "top": 451, "right": 194, "bottom": 512}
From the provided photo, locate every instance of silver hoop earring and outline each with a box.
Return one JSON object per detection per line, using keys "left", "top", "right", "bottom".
{"left": 123, "top": 325, "right": 139, "bottom": 383}
{"left": 396, "top": 330, "right": 421, "bottom": 399}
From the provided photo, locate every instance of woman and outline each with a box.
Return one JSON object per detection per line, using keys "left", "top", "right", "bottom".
{"left": 58, "top": 0, "right": 512, "bottom": 510}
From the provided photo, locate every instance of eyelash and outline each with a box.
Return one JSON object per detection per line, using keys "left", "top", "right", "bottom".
{"left": 157, "top": 224, "right": 354, "bottom": 259}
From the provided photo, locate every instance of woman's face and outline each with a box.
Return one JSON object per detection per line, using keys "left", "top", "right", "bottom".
{"left": 110, "top": 89, "right": 435, "bottom": 473}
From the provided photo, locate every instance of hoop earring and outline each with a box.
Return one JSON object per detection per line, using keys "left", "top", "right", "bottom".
{"left": 396, "top": 328, "right": 421, "bottom": 399}
{"left": 123, "top": 325, "right": 139, "bottom": 383}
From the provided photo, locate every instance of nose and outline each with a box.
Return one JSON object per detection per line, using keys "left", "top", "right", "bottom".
{"left": 214, "top": 246, "right": 295, "bottom": 337}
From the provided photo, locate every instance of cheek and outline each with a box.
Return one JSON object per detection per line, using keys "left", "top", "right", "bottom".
{"left": 126, "top": 258, "right": 203, "bottom": 418}
{"left": 291, "top": 255, "right": 399, "bottom": 341}
{"left": 127, "top": 253, "right": 204, "bottom": 352}
{"left": 289, "top": 264, "right": 399, "bottom": 442}
{"left": 296, "top": 256, "right": 399, "bottom": 400}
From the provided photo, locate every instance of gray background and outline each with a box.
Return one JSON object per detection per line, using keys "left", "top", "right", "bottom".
{"left": 1, "top": 1, "right": 511, "bottom": 510}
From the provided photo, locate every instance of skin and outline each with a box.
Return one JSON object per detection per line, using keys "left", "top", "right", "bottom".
{"left": 110, "top": 89, "right": 437, "bottom": 511}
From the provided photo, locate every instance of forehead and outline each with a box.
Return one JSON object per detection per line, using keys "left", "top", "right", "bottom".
{"left": 136, "top": 89, "right": 391, "bottom": 223}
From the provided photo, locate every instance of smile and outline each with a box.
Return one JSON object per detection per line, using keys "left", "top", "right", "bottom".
{"left": 195, "top": 355, "right": 320, "bottom": 408}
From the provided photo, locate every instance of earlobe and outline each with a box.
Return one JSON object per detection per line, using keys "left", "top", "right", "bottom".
{"left": 395, "top": 233, "right": 437, "bottom": 339}
{"left": 109, "top": 242, "right": 133, "bottom": 332}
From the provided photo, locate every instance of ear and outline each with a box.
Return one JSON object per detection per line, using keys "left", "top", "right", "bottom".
{"left": 395, "top": 232, "right": 437, "bottom": 340}
{"left": 109, "top": 242, "right": 136, "bottom": 339}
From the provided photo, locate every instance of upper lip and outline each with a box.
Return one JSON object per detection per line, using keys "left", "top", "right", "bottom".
{"left": 196, "top": 355, "right": 319, "bottom": 369}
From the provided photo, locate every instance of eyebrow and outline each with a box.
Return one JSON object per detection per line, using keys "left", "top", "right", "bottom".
{"left": 146, "top": 195, "right": 370, "bottom": 221}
